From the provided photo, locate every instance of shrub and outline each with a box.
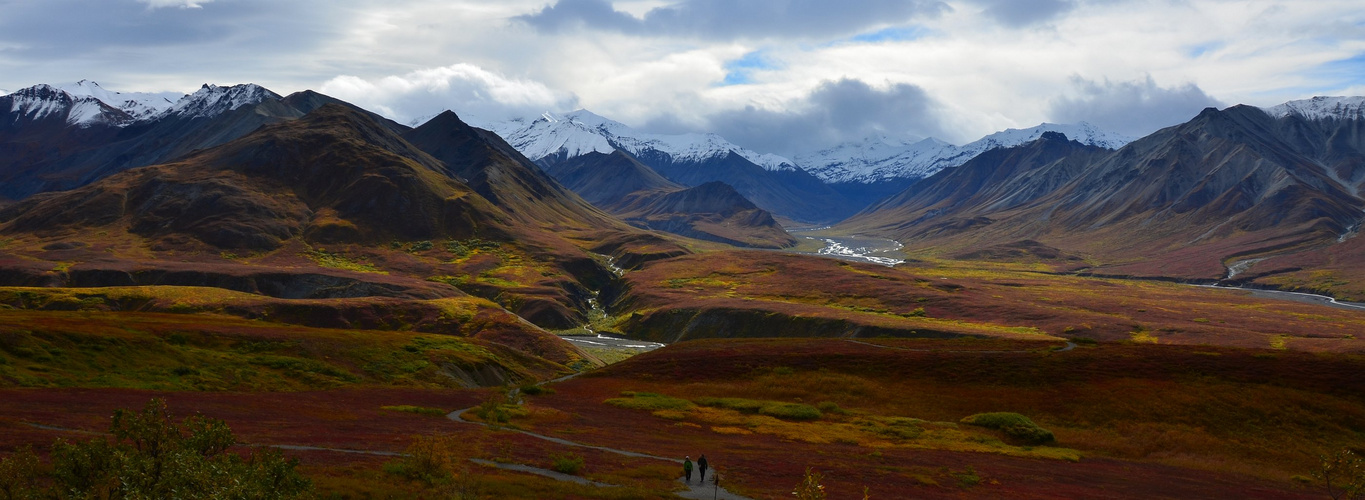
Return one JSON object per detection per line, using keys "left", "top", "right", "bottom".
{"left": 960, "top": 412, "right": 1055, "bottom": 445}
{"left": 1, "top": 399, "right": 311, "bottom": 499}
{"left": 695, "top": 397, "right": 823, "bottom": 421}
{"left": 605, "top": 392, "right": 694, "bottom": 411}
{"left": 817, "top": 401, "right": 849, "bottom": 415}
{"left": 760, "top": 403, "right": 823, "bottom": 421}
{"left": 382, "top": 405, "right": 448, "bottom": 417}
{"left": 550, "top": 453, "right": 584, "bottom": 475}
{"left": 792, "top": 467, "right": 826, "bottom": 500}
{"left": 384, "top": 435, "right": 458, "bottom": 485}
{"left": 520, "top": 384, "right": 555, "bottom": 396}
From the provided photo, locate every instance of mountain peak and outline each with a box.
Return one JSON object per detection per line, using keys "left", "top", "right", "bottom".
{"left": 4, "top": 83, "right": 131, "bottom": 127}
{"left": 1264, "top": 96, "right": 1365, "bottom": 121}
{"left": 166, "top": 83, "right": 280, "bottom": 120}
{"left": 59, "top": 80, "right": 181, "bottom": 121}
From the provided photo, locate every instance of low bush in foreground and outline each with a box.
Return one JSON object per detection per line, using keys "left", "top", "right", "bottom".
{"left": 960, "top": 412, "right": 1055, "bottom": 445}
{"left": 550, "top": 453, "right": 585, "bottom": 475}
{"left": 0, "top": 398, "right": 310, "bottom": 499}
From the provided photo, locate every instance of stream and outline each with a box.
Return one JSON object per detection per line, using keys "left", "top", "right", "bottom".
{"left": 787, "top": 228, "right": 907, "bottom": 267}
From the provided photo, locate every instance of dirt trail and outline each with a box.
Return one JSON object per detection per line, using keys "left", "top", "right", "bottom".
{"left": 447, "top": 378, "right": 754, "bottom": 499}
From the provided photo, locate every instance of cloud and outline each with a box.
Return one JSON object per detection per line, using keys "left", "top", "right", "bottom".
{"left": 138, "top": 0, "right": 214, "bottom": 8}
{"left": 319, "top": 63, "right": 579, "bottom": 126}
{"left": 1048, "top": 76, "right": 1222, "bottom": 136}
{"left": 967, "top": 0, "right": 1076, "bottom": 27}
{"left": 698, "top": 78, "right": 947, "bottom": 156}
{"left": 516, "top": 0, "right": 949, "bottom": 40}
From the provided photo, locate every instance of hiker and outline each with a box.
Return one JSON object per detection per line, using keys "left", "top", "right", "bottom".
{"left": 683, "top": 456, "right": 694, "bottom": 483}
{"left": 697, "top": 454, "right": 708, "bottom": 482}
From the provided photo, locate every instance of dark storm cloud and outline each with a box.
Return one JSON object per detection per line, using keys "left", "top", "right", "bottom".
{"left": 1048, "top": 76, "right": 1222, "bottom": 137}
{"left": 968, "top": 0, "right": 1077, "bottom": 27}
{"left": 691, "top": 78, "right": 948, "bottom": 156}
{"left": 0, "top": 0, "right": 345, "bottom": 60}
{"left": 516, "top": 0, "right": 950, "bottom": 40}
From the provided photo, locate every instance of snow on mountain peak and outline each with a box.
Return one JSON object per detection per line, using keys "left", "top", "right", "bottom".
{"left": 166, "top": 83, "right": 280, "bottom": 120}
{"left": 491, "top": 108, "right": 799, "bottom": 171}
{"left": 1264, "top": 96, "right": 1365, "bottom": 121}
{"left": 5, "top": 83, "right": 130, "bottom": 127}
{"left": 60, "top": 80, "right": 182, "bottom": 121}
{"left": 796, "top": 122, "right": 1135, "bottom": 184}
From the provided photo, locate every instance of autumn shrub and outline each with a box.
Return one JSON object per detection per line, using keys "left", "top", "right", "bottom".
{"left": 961, "top": 412, "right": 1055, "bottom": 445}
{"left": 606, "top": 392, "right": 694, "bottom": 411}
{"left": 695, "top": 397, "right": 822, "bottom": 421}
{"left": 382, "top": 405, "right": 448, "bottom": 417}
{"left": 0, "top": 398, "right": 310, "bottom": 499}
{"left": 550, "top": 453, "right": 585, "bottom": 475}
{"left": 520, "top": 384, "right": 555, "bottom": 396}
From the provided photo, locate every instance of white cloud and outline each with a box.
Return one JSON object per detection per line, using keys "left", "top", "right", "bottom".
{"left": 137, "top": 0, "right": 214, "bottom": 8}
{"left": 319, "top": 63, "right": 579, "bottom": 126}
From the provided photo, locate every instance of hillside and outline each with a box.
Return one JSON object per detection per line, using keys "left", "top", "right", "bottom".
{"left": 612, "top": 181, "right": 798, "bottom": 249}
{"left": 840, "top": 104, "right": 1365, "bottom": 297}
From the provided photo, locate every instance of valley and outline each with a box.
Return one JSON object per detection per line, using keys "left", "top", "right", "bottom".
{"left": 0, "top": 80, "right": 1362, "bottom": 499}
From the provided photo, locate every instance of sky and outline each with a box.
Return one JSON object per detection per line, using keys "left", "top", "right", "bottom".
{"left": 0, "top": 0, "right": 1362, "bottom": 156}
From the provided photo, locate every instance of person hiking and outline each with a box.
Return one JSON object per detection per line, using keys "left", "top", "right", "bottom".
{"left": 697, "top": 454, "right": 709, "bottom": 482}
{"left": 683, "top": 456, "right": 694, "bottom": 483}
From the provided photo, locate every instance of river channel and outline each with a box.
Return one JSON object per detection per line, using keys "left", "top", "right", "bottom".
{"left": 787, "top": 228, "right": 907, "bottom": 267}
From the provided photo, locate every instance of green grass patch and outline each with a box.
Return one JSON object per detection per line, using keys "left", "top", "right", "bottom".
{"left": 304, "top": 248, "right": 385, "bottom": 274}
{"left": 381, "top": 405, "right": 448, "bottom": 417}
{"left": 605, "top": 392, "right": 695, "bottom": 411}
{"left": 960, "top": 412, "right": 1055, "bottom": 445}
{"left": 694, "top": 397, "right": 822, "bottom": 421}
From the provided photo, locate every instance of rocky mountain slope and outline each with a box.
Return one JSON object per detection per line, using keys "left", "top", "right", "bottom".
{"left": 487, "top": 111, "right": 853, "bottom": 223}
{"left": 840, "top": 98, "right": 1365, "bottom": 294}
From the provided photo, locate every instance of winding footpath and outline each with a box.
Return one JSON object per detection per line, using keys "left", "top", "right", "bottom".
{"left": 445, "top": 378, "right": 752, "bottom": 500}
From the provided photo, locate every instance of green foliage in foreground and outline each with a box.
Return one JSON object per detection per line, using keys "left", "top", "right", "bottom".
{"left": 551, "top": 453, "right": 585, "bottom": 475}
{"left": 0, "top": 398, "right": 310, "bottom": 499}
{"left": 960, "top": 412, "right": 1056, "bottom": 445}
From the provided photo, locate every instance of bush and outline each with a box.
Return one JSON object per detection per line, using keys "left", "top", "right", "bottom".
{"left": 816, "top": 401, "right": 849, "bottom": 415}
{"left": 605, "top": 392, "right": 694, "bottom": 411}
{"left": 960, "top": 412, "right": 1055, "bottom": 445}
{"left": 760, "top": 403, "right": 823, "bottom": 421}
{"left": 382, "top": 405, "right": 448, "bottom": 417}
{"left": 520, "top": 384, "right": 555, "bottom": 396}
{"left": 550, "top": 453, "right": 584, "bottom": 475}
{"left": 696, "top": 397, "right": 823, "bottom": 421}
{"left": 0, "top": 399, "right": 310, "bottom": 499}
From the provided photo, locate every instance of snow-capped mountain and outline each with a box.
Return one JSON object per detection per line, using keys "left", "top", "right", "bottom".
{"left": 486, "top": 110, "right": 802, "bottom": 171}
{"left": 796, "top": 122, "right": 1136, "bottom": 185}
{"left": 60, "top": 80, "right": 181, "bottom": 121}
{"left": 166, "top": 84, "right": 280, "bottom": 120}
{"left": 3, "top": 84, "right": 130, "bottom": 127}
{"left": 1264, "top": 96, "right": 1365, "bottom": 121}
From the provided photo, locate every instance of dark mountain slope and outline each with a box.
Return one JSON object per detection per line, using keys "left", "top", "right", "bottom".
{"left": 612, "top": 181, "right": 798, "bottom": 249}
{"left": 0, "top": 104, "right": 508, "bottom": 250}
{"left": 840, "top": 104, "right": 1365, "bottom": 287}
{"left": 403, "top": 111, "right": 623, "bottom": 231}
{"left": 542, "top": 150, "right": 682, "bottom": 208}
{"left": 623, "top": 150, "right": 854, "bottom": 224}
{"left": 846, "top": 131, "right": 1111, "bottom": 241}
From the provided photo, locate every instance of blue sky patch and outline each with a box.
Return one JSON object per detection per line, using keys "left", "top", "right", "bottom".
{"left": 721, "top": 50, "right": 782, "bottom": 86}
{"left": 849, "top": 26, "right": 927, "bottom": 44}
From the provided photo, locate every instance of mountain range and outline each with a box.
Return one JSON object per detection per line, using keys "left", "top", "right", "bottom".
{"left": 841, "top": 97, "right": 1365, "bottom": 293}
{"left": 3, "top": 80, "right": 1364, "bottom": 297}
